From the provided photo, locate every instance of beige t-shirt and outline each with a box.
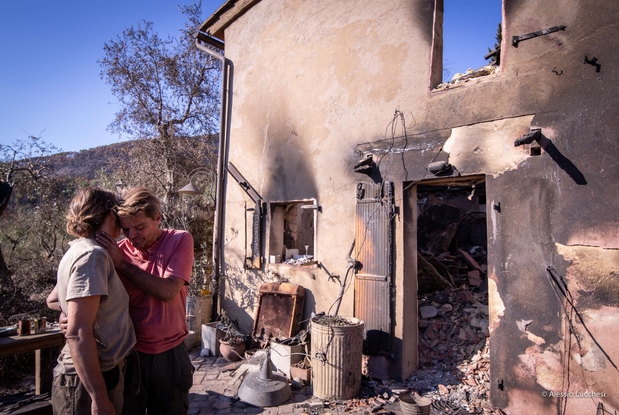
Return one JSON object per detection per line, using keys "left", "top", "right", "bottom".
{"left": 54, "top": 238, "right": 136, "bottom": 374}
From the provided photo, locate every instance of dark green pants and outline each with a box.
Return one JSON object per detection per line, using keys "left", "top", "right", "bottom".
{"left": 123, "top": 344, "right": 194, "bottom": 415}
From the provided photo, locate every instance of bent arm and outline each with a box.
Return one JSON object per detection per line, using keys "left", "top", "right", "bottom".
{"left": 47, "top": 286, "right": 69, "bottom": 334}
{"left": 66, "top": 296, "right": 115, "bottom": 415}
{"left": 95, "top": 231, "right": 186, "bottom": 302}
{"left": 115, "top": 262, "right": 185, "bottom": 302}
{"left": 46, "top": 286, "right": 61, "bottom": 312}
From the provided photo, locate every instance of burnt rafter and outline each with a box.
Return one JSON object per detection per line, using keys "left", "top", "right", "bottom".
{"left": 513, "top": 128, "right": 542, "bottom": 147}
{"left": 353, "top": 154, "right": 376, "bottom": 175}
{"left": 511, "top": 25, "right": 566, "bottom": 47}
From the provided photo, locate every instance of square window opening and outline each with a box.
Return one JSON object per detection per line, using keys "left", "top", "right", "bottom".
{"left": 430, "top": 0, "right": 503, "bottom": 90}
{"left": 268, "top": 200, "right": 317, "bottom": 266}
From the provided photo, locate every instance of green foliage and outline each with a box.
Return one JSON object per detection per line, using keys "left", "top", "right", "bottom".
{"left": 0, "top": 135, "right": 62, "bottom": 301}
{"left": 0, "top": 174, "right": 75, "bottom": 325}
{"left": 486, "top": 22, "right": 502, "bottom": 66}
{"left": 99, "top": 1, "right": 220, "bottom": 144}
{"left": 0, "top": 136, "right": 68, "bottom": 392}
{"left": 0, "top": 136, "right": 58, "bottom": 185}
{"left": 97, "top": 0, "right": 219, "bottom": 267}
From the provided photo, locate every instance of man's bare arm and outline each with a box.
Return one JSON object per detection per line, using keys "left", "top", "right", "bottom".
{"left": 66, "top": 296, "right": 116, "bottom": 415}
{"left": 47, "top": 286, "right": 69, "bottom": 333}
{"left": 46, "top": 286, "right": 62, "bottom": 312}
{"left": 95, "top": 231, "right": 185, "bottom": 302}
{"left": 116, "top": 262, "right": 185, "bottom": 302}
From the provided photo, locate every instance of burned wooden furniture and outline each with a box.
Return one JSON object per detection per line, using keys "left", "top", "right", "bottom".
{"left": 252, "top": 282, "right": 305, "bottom": 342}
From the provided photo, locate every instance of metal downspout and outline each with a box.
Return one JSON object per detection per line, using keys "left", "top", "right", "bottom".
{"left": 195, "top": 31, "right": 231, "bottom": 319}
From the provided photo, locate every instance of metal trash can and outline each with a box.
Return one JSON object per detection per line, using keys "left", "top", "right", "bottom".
{"left": 310, "top": 316, "right": 364, "bottom": 400}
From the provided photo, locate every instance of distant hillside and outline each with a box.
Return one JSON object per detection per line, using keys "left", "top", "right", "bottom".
{"left": 46, "top": 141, "right": 135, "bottom": 180}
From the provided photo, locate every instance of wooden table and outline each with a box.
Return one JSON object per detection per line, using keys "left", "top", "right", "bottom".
{"left": 0, "top": 329, "right": 64, "bottom": 394}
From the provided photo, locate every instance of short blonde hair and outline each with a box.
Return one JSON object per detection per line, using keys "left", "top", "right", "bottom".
{"left": 117, "top": 186, "right": 161, "bottom": 220}
{"left": 66, "top": 187, "right": 118, "bottom": 237}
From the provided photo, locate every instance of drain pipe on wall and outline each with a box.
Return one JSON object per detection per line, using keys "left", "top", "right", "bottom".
{"left": 195, "top": 31, "right": 232, "bottom": 320}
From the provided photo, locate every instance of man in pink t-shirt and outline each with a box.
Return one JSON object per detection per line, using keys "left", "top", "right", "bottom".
{"left": 97, "top": 187, "right": 194, "bottom": 415}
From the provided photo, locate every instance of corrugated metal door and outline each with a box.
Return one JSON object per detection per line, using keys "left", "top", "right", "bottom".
{"left": 354, "top": 181, "right": 394, "bottom": 352}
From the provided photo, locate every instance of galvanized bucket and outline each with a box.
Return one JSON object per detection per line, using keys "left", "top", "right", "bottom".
{"left": 400, "top": 393, "right": 432, "bottom": 415}
{"left": 310, "top": 316, "right": 364, "bottom": 400}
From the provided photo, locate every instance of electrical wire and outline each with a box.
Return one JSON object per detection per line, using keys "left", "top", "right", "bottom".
{"left": 546, "top": 266, "right": 619, "bottom": 414}
{"left": 376, "top": 109, "right": 416, "bottom": 181}
{"left": 328, "top": 240, "right": 357, "bottom": 316}
{"left": 546, "top": 266, "right": 618, "bottom": 372}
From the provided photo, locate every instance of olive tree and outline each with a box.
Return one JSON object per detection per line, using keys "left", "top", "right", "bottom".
{"left": 99, "top": 0, "right": 220, "bottom": 204}
{"left": 99, "top": 1, "right": 220, "bottom": 288}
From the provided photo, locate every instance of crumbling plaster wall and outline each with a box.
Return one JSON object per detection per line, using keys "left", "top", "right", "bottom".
{"left": 207, "top": 0, "right": 619, "bottom": 411}
{"left": 375, "top": 0, "right": 619, "bottom": 412}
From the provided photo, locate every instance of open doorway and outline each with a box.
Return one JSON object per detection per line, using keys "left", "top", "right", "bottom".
{"left": 410, "top": 177, "right": 492, "bottom": 412}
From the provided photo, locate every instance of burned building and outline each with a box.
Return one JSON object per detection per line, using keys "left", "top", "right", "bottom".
{"left": 197, "top": 0, "right": 619, "bottom": 413}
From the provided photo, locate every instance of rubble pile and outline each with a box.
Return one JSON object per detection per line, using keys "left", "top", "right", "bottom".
{"left": 435, "top": 65, "right": 499, "bottom": 90}
{"left": 295, "top": 245, "right": 500, "bottom": 414}
{"left": 295, "top": 380, "right": 403, "bottom": 414}
{"left": 417, "top": 286, "right": 489, "bottom": 369}
{"left": 406, "top": 246, "right": 504, "bottom": 415}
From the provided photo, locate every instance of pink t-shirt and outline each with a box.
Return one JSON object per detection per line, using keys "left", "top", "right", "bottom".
{"left": 118, "top": 229, "right": 194, "bottom": 354}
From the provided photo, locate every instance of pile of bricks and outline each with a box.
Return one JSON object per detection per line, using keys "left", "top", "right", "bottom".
{"left": 418, "top": 286, "right": 489, "bottom": 368}
{"left": 408, "top": 283, "right": 503, "bottom": 414}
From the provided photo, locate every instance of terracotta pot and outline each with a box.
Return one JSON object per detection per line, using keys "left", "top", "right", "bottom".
{"left": 219, "top": 339, "right": 246, "bottom": 362}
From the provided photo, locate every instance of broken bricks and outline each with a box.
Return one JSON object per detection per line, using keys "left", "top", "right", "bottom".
{"left": 414, "top": 284, "right": 501, "bottom": 414}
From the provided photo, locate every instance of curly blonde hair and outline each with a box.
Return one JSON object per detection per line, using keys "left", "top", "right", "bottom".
{"left": 66, "top": 187, "right": 118, "bottom": 237}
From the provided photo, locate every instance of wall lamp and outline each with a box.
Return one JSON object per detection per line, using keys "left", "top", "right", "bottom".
{"left": 177, "top": 168, "right": 214, "bottom": 196}
{"left": 178, "top": 182, "right": 203, "bottom": 195}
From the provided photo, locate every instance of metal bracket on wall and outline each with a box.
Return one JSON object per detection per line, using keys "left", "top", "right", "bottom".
{"left": 512, "top": 25, "right": 566, "bottom": 48}
{"left": 227, "top": 162, "right": 263, "bottom": 205}
{"left": 227, "top": 162, "right": 265, "bottom": 268}
{"left": 583, "top": 55, "right": 601, "bottom": 72}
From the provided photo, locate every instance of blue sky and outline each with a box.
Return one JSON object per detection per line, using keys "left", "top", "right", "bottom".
{"left": 0, "top": 1, "right": 500, "bottom": 154}
{"left": 444, "top": 0, "right": 502, "bottom": 78}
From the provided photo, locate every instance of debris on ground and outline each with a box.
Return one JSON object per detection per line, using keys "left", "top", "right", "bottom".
{"left": 406, "top": 244, "right": 502, "bottom": 414}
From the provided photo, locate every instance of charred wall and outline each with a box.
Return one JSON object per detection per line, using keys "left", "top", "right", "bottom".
{"left": 203, "top": 0, "right": 619, "bottom": 412}
{"left": 214, "top": 0, "right": 435, "bottom": 334}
